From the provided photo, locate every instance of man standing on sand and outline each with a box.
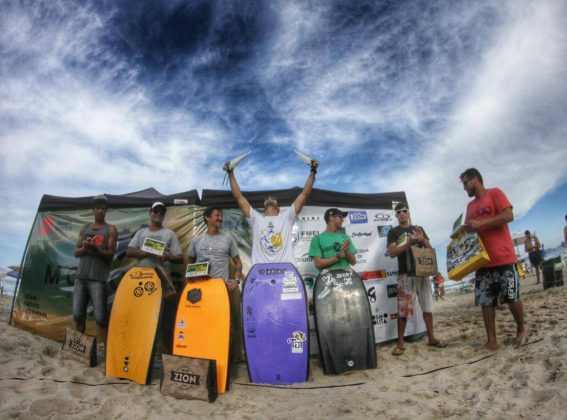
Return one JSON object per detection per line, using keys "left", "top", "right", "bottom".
{"left": 226, "top": 162, "right": 317, "bottom": 265}
{"left": 126, "top": 201, "right": 183, "bottom": 353}
{"left": 187, "top": 206, "right": 244, "bottom": 363}
{"left": 74, "top": 195, "right": 117, "bottom": 351}
{"left": 387, "top": 202, "right": 446, "bottom": 356}
{"left": 459, "top": 168, "right": 527, "bottom": 350}
{"left": 524, "top": 230, "right": 542, "bottom": 284}
{"left": 308, "top": 208, "right": 357, "bottom": 271}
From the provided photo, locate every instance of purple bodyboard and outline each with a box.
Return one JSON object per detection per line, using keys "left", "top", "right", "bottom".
{"left": 242, "top": 263, "right": 310, "bottom": 384}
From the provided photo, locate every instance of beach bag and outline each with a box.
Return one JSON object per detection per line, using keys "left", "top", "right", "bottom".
{"left": 446, "top": 231, "right": 490, "bottom": 280}
{"left": 160, "top": 354, "right": 218, "bottom": 402}
{"left": 60, "top": 327, "right": 97, "bottom": 367}
{"left": 411, "top": 246, "right": 438, "bottom": 277}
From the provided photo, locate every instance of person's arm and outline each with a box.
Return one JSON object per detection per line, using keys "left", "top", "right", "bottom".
{"left": 93, "top": 225, "right": 117, "bottom": 261}
{"left": 75, "top": 225, "right": 88, "bottom": 257}
{"left": 227, "top": 255, "right": 243, "bottom": 290}
{"left": 187, "top": 256, "right": 196, "bottom": 264}
{"left": 227, "top": 170, "right": 251, "bottom": 218}
{"left": 294, "top": 166, "right": 317, "bottom": 214}
{"left": 339, "top": 238, "right": 357, "bottom": 266}
{"left": 469, "top": 207, "right": 513, "bottom": 231}
{"left": 162, "top": 234, "right": 183, "bottom": 264}
{"left": 313, "top": 255, "right": 342, "bottom": 270}
{"left": 125, "top": 230, "right": 150, "bottom": 259}
{"left": 412, "top": 226, "right": 431, "bottom": 249}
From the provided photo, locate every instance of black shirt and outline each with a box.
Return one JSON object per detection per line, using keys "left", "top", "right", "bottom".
{"left": 387, "top": 225, "right": 429, "bottom": 276}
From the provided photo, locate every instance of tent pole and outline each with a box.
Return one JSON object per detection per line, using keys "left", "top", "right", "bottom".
{"left": 8, "top": 212, "right": 38, "bottom": 326}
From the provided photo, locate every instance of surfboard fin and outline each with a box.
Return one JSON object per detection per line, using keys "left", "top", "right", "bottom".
{"left": 294, "top": 149, "right": 319, "bottom": 172}
{"left": 223, "top": 151, "right": 252, "bottom": 185}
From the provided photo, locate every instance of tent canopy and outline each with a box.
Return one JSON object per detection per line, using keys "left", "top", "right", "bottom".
{"left": 38, "top": 188, "right": 200, "bottom": 211}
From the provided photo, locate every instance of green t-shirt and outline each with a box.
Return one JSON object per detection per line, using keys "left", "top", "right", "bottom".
{"left": 308, "top": 231, "right": 357, "bottom": 270}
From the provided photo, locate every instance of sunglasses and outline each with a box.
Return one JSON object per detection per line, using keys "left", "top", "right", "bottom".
{"left": 396, "top": 209, "right": 408, "bottom": 215}
{"left": 333, "top": 214, "right": 344, "bottom": 219}
{"left": 151, "top": 209, "right": 166, "bottom": 214}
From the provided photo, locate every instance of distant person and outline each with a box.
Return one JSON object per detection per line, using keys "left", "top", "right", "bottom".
{"left": 387, "top": 202, "right": 446, "bottom": 356}
{"left": 226, "top": 162, "right": 317, "bottom": 265}
{"left": 126, "top": 202, "right": 183, "bottom": 353}
{"left": 308, "top": 208, "right": 357, "bottom": 270}
{"left": 187, "top": 206, "right": 244, "bottom": 362}
{"left": 73, "top": 195, "right": 117, "bottom": 352}
{"left": 459, "top": 168, "right": 527, "bottom": 350}
{"left": 524, "top": 230, "right": 542, "bottom": 284}
{"left": 564, "top": 214, "right": 567, "bottom": 247}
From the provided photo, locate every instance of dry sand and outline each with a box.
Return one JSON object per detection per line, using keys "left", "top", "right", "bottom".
{"left": 1, "top": 273, "right": 566, "bottom": 419}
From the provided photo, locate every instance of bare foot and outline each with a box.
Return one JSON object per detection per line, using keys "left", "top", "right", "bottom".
{"left": 485, "top": 342, "right": 500, "bottom": 351}
{"left": 515, "top": 330, "right": 528, "bottom": 348}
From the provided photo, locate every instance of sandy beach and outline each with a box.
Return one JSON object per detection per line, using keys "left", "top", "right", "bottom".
{"left": 1, "top": 273, "right": 566, "bottom": 419}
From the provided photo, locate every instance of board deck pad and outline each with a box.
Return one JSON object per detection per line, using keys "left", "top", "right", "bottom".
{"left": 314, "top": 268, "right": 377, "bottom": 375}
{"left": 242, "top": 263, "right": 309, "bottom": 384}
{"left": 106, "top": 267, "right": 163, "bottom": 384}
{"left": 173, "top": 278, "right": 230, "bottom": 394}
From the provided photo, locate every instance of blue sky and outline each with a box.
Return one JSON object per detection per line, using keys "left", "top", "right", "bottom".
{"left": 1, "top": 0, "right": 566, "bottom": 269}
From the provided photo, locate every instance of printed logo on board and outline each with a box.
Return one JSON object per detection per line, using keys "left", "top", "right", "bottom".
{"left": 177, "top": 319, "right": 186, "bottom": 328}
{"left": 133, "top": 286, "right": 144, "bottom": 297}
{"left": 187, "top": 288, "right": 202, "bottom": 304}
{"left": 349, "top": 211, "right": 368, "bottom": 224}
{"left": 287, "top": 331, "right": 307, "bottom": 353}
{"left": 123, "top": 356, "right": 130, "bottom": 372}
{"left": 170, "top": 370, "right": 201, "bottom": 385}
{"left": 144, "top": 281, "right": 156, "bottom": 292}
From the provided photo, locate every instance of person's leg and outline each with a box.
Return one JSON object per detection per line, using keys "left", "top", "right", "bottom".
{"left": 534, "top": 265, "right": 541, "bottom": 284}
{"left": 393, "top": 275, "right": 412, "bottom": 354}
{"left": 508, "top": 300, "right": 527, "bottom": 346}
{"left": 88, "top": 280, "right": 109, "bottom": 350}
{"left": 72, "top": 278, "right": 89, "bottom": 333}
{"left": 481, "top": 305, "right": 499, "bottom": 350}
{"left": 499, "top": 264, "right": 527, "bottom": 346}
{"left": 396, "top": 316, "right": 407, "bottom": 351}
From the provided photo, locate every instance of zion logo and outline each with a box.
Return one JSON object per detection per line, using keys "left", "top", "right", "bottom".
{"left": 187, "top": 288, "right": 202, "bottom": 304}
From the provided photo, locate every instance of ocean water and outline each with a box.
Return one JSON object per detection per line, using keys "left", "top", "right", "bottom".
{"left": 0, "top": 276, "right": 17, "bottom": 296}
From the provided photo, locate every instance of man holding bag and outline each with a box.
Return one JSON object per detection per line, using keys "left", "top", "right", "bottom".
{"left": 460, "top": 168, "right": 527, "bottom": 350}
{"left": 387, "top": 202, "right": 446, "bottom": 356}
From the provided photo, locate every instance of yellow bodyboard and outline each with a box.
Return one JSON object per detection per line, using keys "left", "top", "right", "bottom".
{"left": 106, "top": 267, "right": 163, "bottom": 384}
{"left": 173, "top": 279, "right": 230, "bottom": 393}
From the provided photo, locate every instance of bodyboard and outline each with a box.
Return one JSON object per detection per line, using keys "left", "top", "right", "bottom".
{"left": 173, "top": 278, "right": 230, "bottom": 393}
{"left": 106, "top": 267, "right": 163, "bottom": 384}
{"left": 314, "top": 268, "right": 377, "bottom": 375}
{"left": 242, "top": 263, "right": 309, "bottom": 384}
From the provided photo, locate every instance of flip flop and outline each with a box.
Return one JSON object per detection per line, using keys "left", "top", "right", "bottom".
{"left": 391, "top": 347, "right": 405, "bottom": 356}
{"left": 427, "top": 340, "right": 448, "bottom": 348}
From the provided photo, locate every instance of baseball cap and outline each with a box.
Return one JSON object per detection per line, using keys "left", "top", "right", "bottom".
{"left": 92, "top": 194, "right": 108, "bottom": 207}
{"left": 324, "top": 208, "right": 348, "bottom": 223}
{"left": 151, "top": 202, "right": 167, "bottom": 213}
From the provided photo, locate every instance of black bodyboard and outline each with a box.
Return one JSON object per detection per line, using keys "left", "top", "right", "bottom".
{"left": 314, "top": 268, "right": 377, "bottom": 375}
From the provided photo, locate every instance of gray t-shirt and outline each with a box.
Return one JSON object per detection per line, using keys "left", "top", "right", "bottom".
{"left": 188, "top": 232, "right": 239, "bottom": 282}
{"left": 77, "top": 223, "right": 112, "bottom": 282}
{"left": 128, "top": 227, "right": 182, "bottom": 278}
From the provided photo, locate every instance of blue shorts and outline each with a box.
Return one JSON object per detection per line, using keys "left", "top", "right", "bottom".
{"left": 73, "top": 278, "right": 108, "bottom": 327}
{"left": 474, "top": 264, "right": 521, "bottom": 307}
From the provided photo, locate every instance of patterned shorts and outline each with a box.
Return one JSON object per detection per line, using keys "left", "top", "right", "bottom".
{"left": 474, "top": 264, "right": 521, "bottom": 307}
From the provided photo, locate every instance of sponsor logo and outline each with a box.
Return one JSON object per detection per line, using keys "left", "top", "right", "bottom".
{"left": 387, "top": 271, "right": 399, "bottom": 277}
{"left": 390, "top": 313, "right": 398, "bottom": 320}
{"left": 133, "top": 286, "right": 144, "bottom": 297}
{"left": 178, "top": 331, "right": 185, "bottom": 341}
{"left": 349, "top": 211, "right": 368, "bottom": 224}
{"left": 287, "top": 331, "right": 307, "bottom": 353}
{"left": 297, "top": 215, "right": 321, "bottom": 221}
{"left": 187, "top": 288, "right": 202, "bottom": 304}
{"left": 387, "top": 284, "right": 398, "bottom": 298}
{"left": 372, "top": 312, "right": 389, "bottom": 325}
{"left": 177, "top": 319, "right": 186, "bottom": 328}
{"left": 295, "top": 253, "right": 313, "bottom": 264}
{"left": 361, "top": 270, "right": 387, "bottom": 280}
{"left": 373, "top": 213, "right": 393, "bottom": 222}
{"left": 366, "top": 286, "right": 377, "bottom": 303}
{"left": 144, "top": 281, "right": 156, "bottom": 292}
{"left": 170, "top": 370, "right": 201, "bottom": 385}
{"left": 417, "top": 256, "right": 434, "bottom": 265}
{"left": 357, "top": 248, "right": 369, "bottom": 254}
{"left": 377, "top": 225, "right": 392, "bottom": 238}
{"left": 69, "top": 340, "right": 86, "bottom": 353}
{"left": 351, "top": 231, "right": 373, "bottom": 238}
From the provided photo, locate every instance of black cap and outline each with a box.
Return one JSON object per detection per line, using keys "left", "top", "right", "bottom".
{"left": 324, "top": 208, "right": 348, "bottom": 223}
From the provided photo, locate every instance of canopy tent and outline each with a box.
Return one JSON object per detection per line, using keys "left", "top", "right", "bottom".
{"left": 11, "top": 187, "right": 423, "bottom": 346}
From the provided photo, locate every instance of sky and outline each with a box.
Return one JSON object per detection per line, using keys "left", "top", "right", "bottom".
{"left": 1, "top": 0, "right": 566, "bottom": 269}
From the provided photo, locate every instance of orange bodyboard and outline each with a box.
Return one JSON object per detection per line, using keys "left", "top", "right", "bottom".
{"left": 106, "top": 267, "right": 163, "bottom": 384}
{"left": 173, "top": 278, "right": 230, "bottom": 393}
